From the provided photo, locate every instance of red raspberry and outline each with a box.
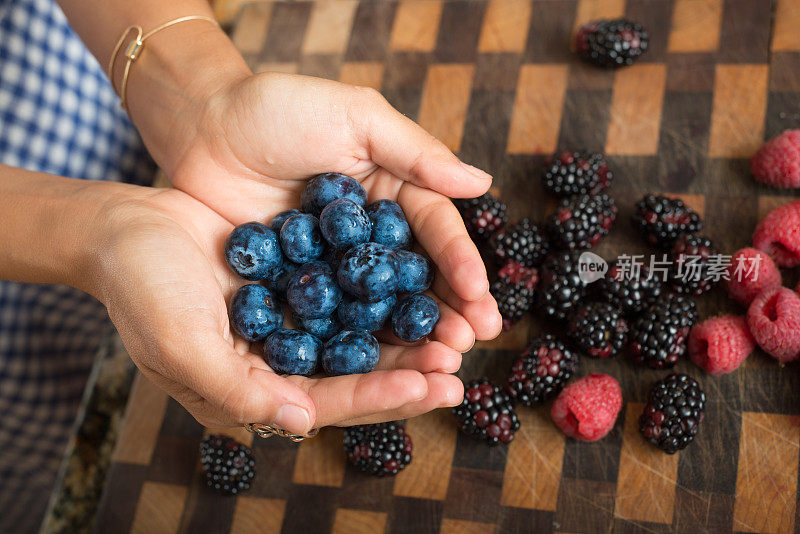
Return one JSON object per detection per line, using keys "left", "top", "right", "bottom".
{"left": 753, "top": 201, "right": 800, "bottom": 267}
{"left": 688, "top": 315, "right": 755, "bottom": 375}
{"left": 551, "top": 373, "right": 622, "bottom": 442}
{"left": 747, "top": 287, "right": 800, "bottom": 363}
{"left": 724, "top": 248, "right": 782, "bottom": 306}
{"left": 751, "top": 130, "right": 800, "bottom": 188}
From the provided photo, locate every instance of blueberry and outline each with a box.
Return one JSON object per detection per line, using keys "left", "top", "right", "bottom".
{"left": 337, "top": 294, "right": 396, "bottom": 332}
{"left": 393, "top": 250, "right": 433, "bottom": 294}
{"left": 280, "top": 213, "right": 325, "bottom": 263}
{"left": 301, "top": 173, "right": 367, "bottom": 217}
{"left": 322, "top": 330, "right": 380, "bottom": 375}
{"left": 321, "top": 246, "right": 348, "bottom": 272}
{"left": 391, "top": 294, "right": 440, "bottom": 342}
{"left": 366, "top": 200, "right": 412, "bottom": 250}
{"left": 229, "top": 284, "right": 283, "bottom": 341}
{"left": 287, "top": 261, "right": 342, "bottom": 319}
{"left": 269, "top": 209, "right": 302, "bottom": 233}
{"left": 294, "top": 314, "right": 342, "bottom": 341}
{"left": 337, "top": 243, "right": 399, "bottom": 302}
{"left": 320, "top": 198, "right": 372, "bottom": 249}
{"left": 264, "top": 261, "right": 299, "bottom": 301}
{"left": 224, "top": 222, "right": 283, "bottom": 281}
{"left": 264, "top": 329, "right": 322, "bottom": 376}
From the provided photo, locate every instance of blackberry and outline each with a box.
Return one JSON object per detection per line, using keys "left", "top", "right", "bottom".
{"left": 543, "top": 151, "right": 613, "bottom": 197}
{"left": 490, "top": 218, "right": 550, "bottom": 266}
{"left": 545, "top": 194, "right": 617, "bottom": 250}
{"left": 343, "top": 422, "right": 412, "bottom": 476}
{"left": 629, "top": 294, "right": 699, "bottom": 369}
{"left": 453, "top": 378, "right": 520, "bottom": 445}
{"left": 491, "top": 261, "right": 538, "bottom": 330}
{"left": 199, "top": 435, "right": 256, "bottom": 495}
{"left": 567, "top": 301, "right": 629, "bottom": 358}
{"left": 632, "top": 194, "right": 703, "bottom": 249}
{"left": 597, "top": 261, "right": 663, "bottom": 316}
{"left": 506, "top": 334, "right": 579, "bottom": 406}
{"left": 575, "top": 18, "right": 649, "bottom": 68}
{"left": 668, "top": 234, "right": 720, "bottom": 295}
{"left": 536, "top": 251, "right": 588, "bottom": 321}
{"left": 639, "top": 373, "right": 705, "bottom": 454}
{"left": 456, "top": 193, "right": 507, "bottom": 243}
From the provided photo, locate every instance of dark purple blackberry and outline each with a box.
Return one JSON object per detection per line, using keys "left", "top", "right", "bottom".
{"left": 456, "top": 193, "right": 507, "bottom": 243}
{"left": 453, "top": 378, "right": 520, "bottom": 445}
{"left": 629, "top": 294, "right": 698, "bottom": 369}
{"left": 491, "top": 261, "right": 539, "bottom": 330}
{"left": 597, "top": 261, "right": 663, "bottom": 317}
{"left": 639, "top": 373, "right": 705, "bottom": 454}
{"left": 200, "top": 435, "right": 255, "bottom": 495}
{"left": 343, "top": 422, "right": 412, "bottom": 477}
{"left": 545, "top": 194, "right": 617, "bottom": 250}
{"left": 543, "top": 151, "right": 613, "bottom": 197}
{"left": 490, "top": 218, "right": 550, "bottom": 266}
{"left": 632, "top": 195, "right": 703, "bottom": 249}
{"left": 536, "top": 251, "right": 588, "bottom": 321}
{"left": 575, "top": 18, "right": 649, "bottom": 68}
{"left": 567, "top": 301, "right": 629, "bottom": 358}
{"left": 506, "top": 335, "right": 578, "bottom": 406}
{"left": 668, "top": 234, "right": 720, "bottom": 295}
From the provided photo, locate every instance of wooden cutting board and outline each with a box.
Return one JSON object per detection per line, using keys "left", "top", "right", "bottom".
{"left": 95, "top": 0, "right": 800, "bottom": 532}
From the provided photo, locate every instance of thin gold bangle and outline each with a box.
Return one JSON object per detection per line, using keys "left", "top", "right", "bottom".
{"left": 106, "top": 15, "right": 219, "bottom": 109}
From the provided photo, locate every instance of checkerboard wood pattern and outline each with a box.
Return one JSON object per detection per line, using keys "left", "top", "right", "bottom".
{"left": 96, "top": 0, "right": 800, "bottom": 532}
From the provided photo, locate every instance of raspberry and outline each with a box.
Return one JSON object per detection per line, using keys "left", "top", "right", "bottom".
{"left": 751, "top": 130, "right": 800, "bottom": 188}
{"left": 200, "top": 435, "right": 256, "bottom": 495}
{"left": 567, "top": 301, "right": 629, "bottom": 358}
{"left": 639, "top": 373, "right": 705, "bottom": 454}
{"left": 752, "top": 201, "right": 800, "bottom": 267}
{"left": 453, "top": 378, "right": 520, "bottom": 445}
{"left": 491, "top": 261, "right": 538, "bottom": 330}
{"left": 747, "top": 287, "right": 800, "bottom": 363}
{"left": 506, "top": 334, "right": 579, "bottom": 406}
{"left": 632, "top": 194, "right": 702, "bottom": 249}
{"left": 343, "top": 422, "right": 412, "bottom": 477}
{"left": 542, "top": 151, "right": 613, "bottom": 197}
{"left": 575, "top": 18, "right": 649, "bottom": 68}
{"left": 545, "top": 193, "right": 617, "bottom": 250}
{"left": 723, "top": 248, "right": 782, "bottom": 306}
{"left": 688, "top": 315, "right": 756, "bottom": 375}
{"left": 490, "top": 218, "right": 550, "bottom": 266}
{"left": 551, "top": 374, "right": 622, "bottom": 442}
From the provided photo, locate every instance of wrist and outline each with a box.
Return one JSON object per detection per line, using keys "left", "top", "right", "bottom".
{"left": 120, "top": 20, "right": 251, "bottom": 174}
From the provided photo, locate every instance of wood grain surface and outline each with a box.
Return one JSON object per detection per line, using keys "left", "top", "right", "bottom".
{"left": 95, "top": 0, "right": 800, "bottom": 532}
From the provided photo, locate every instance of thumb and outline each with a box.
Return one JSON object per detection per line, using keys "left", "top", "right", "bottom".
{"left": 157, "top": 332, "right": 317, "bottom": 435}
{"left": 351, "top": 87, "right": 492, "bottom": 198}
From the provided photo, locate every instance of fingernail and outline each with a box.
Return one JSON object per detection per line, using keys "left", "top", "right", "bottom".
{"left": 459, "top": 161, "right": 492, "bottom": 182}
{"left": 276, "top": 403, "right": 311, "bottom": 434}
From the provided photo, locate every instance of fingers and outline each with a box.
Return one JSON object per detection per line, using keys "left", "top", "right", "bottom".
{"left": 398, "top": 183, "right": 489, "bottom": 302}
{"left": 332, "top": 372, "right": 464, "bottom": 427}
{"left": 429, "top": 294, "right": 475, "bottom": 352}
{"left": 433, "top": 275, "right": 502, "bottom": 341}
{"left": 374, "top": 341, "right": 462, "bottom": 373}
{"left": 154, "top": 332, "right": 317, "bottom": 435}
{"left": 287, "top": 369, "right": 429, "bottom": 428}
{"left": 351, "top": 87, "right": 492, "bottom": 199}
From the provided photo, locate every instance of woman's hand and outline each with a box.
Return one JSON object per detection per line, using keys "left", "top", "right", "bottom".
{"left": 148, "top": 71, "right": 503, "bottom": 350}
{"left": 93, "top": 186, "right": 480, "bottom": 433}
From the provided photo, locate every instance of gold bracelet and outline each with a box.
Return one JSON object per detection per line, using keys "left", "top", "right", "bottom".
{"left": 106, "top": 15, "right": 219, "bottom": 109}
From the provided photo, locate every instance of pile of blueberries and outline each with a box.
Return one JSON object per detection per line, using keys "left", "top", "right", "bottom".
{"left": 224, "top": 173, "right": 440, "bottom": 377}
